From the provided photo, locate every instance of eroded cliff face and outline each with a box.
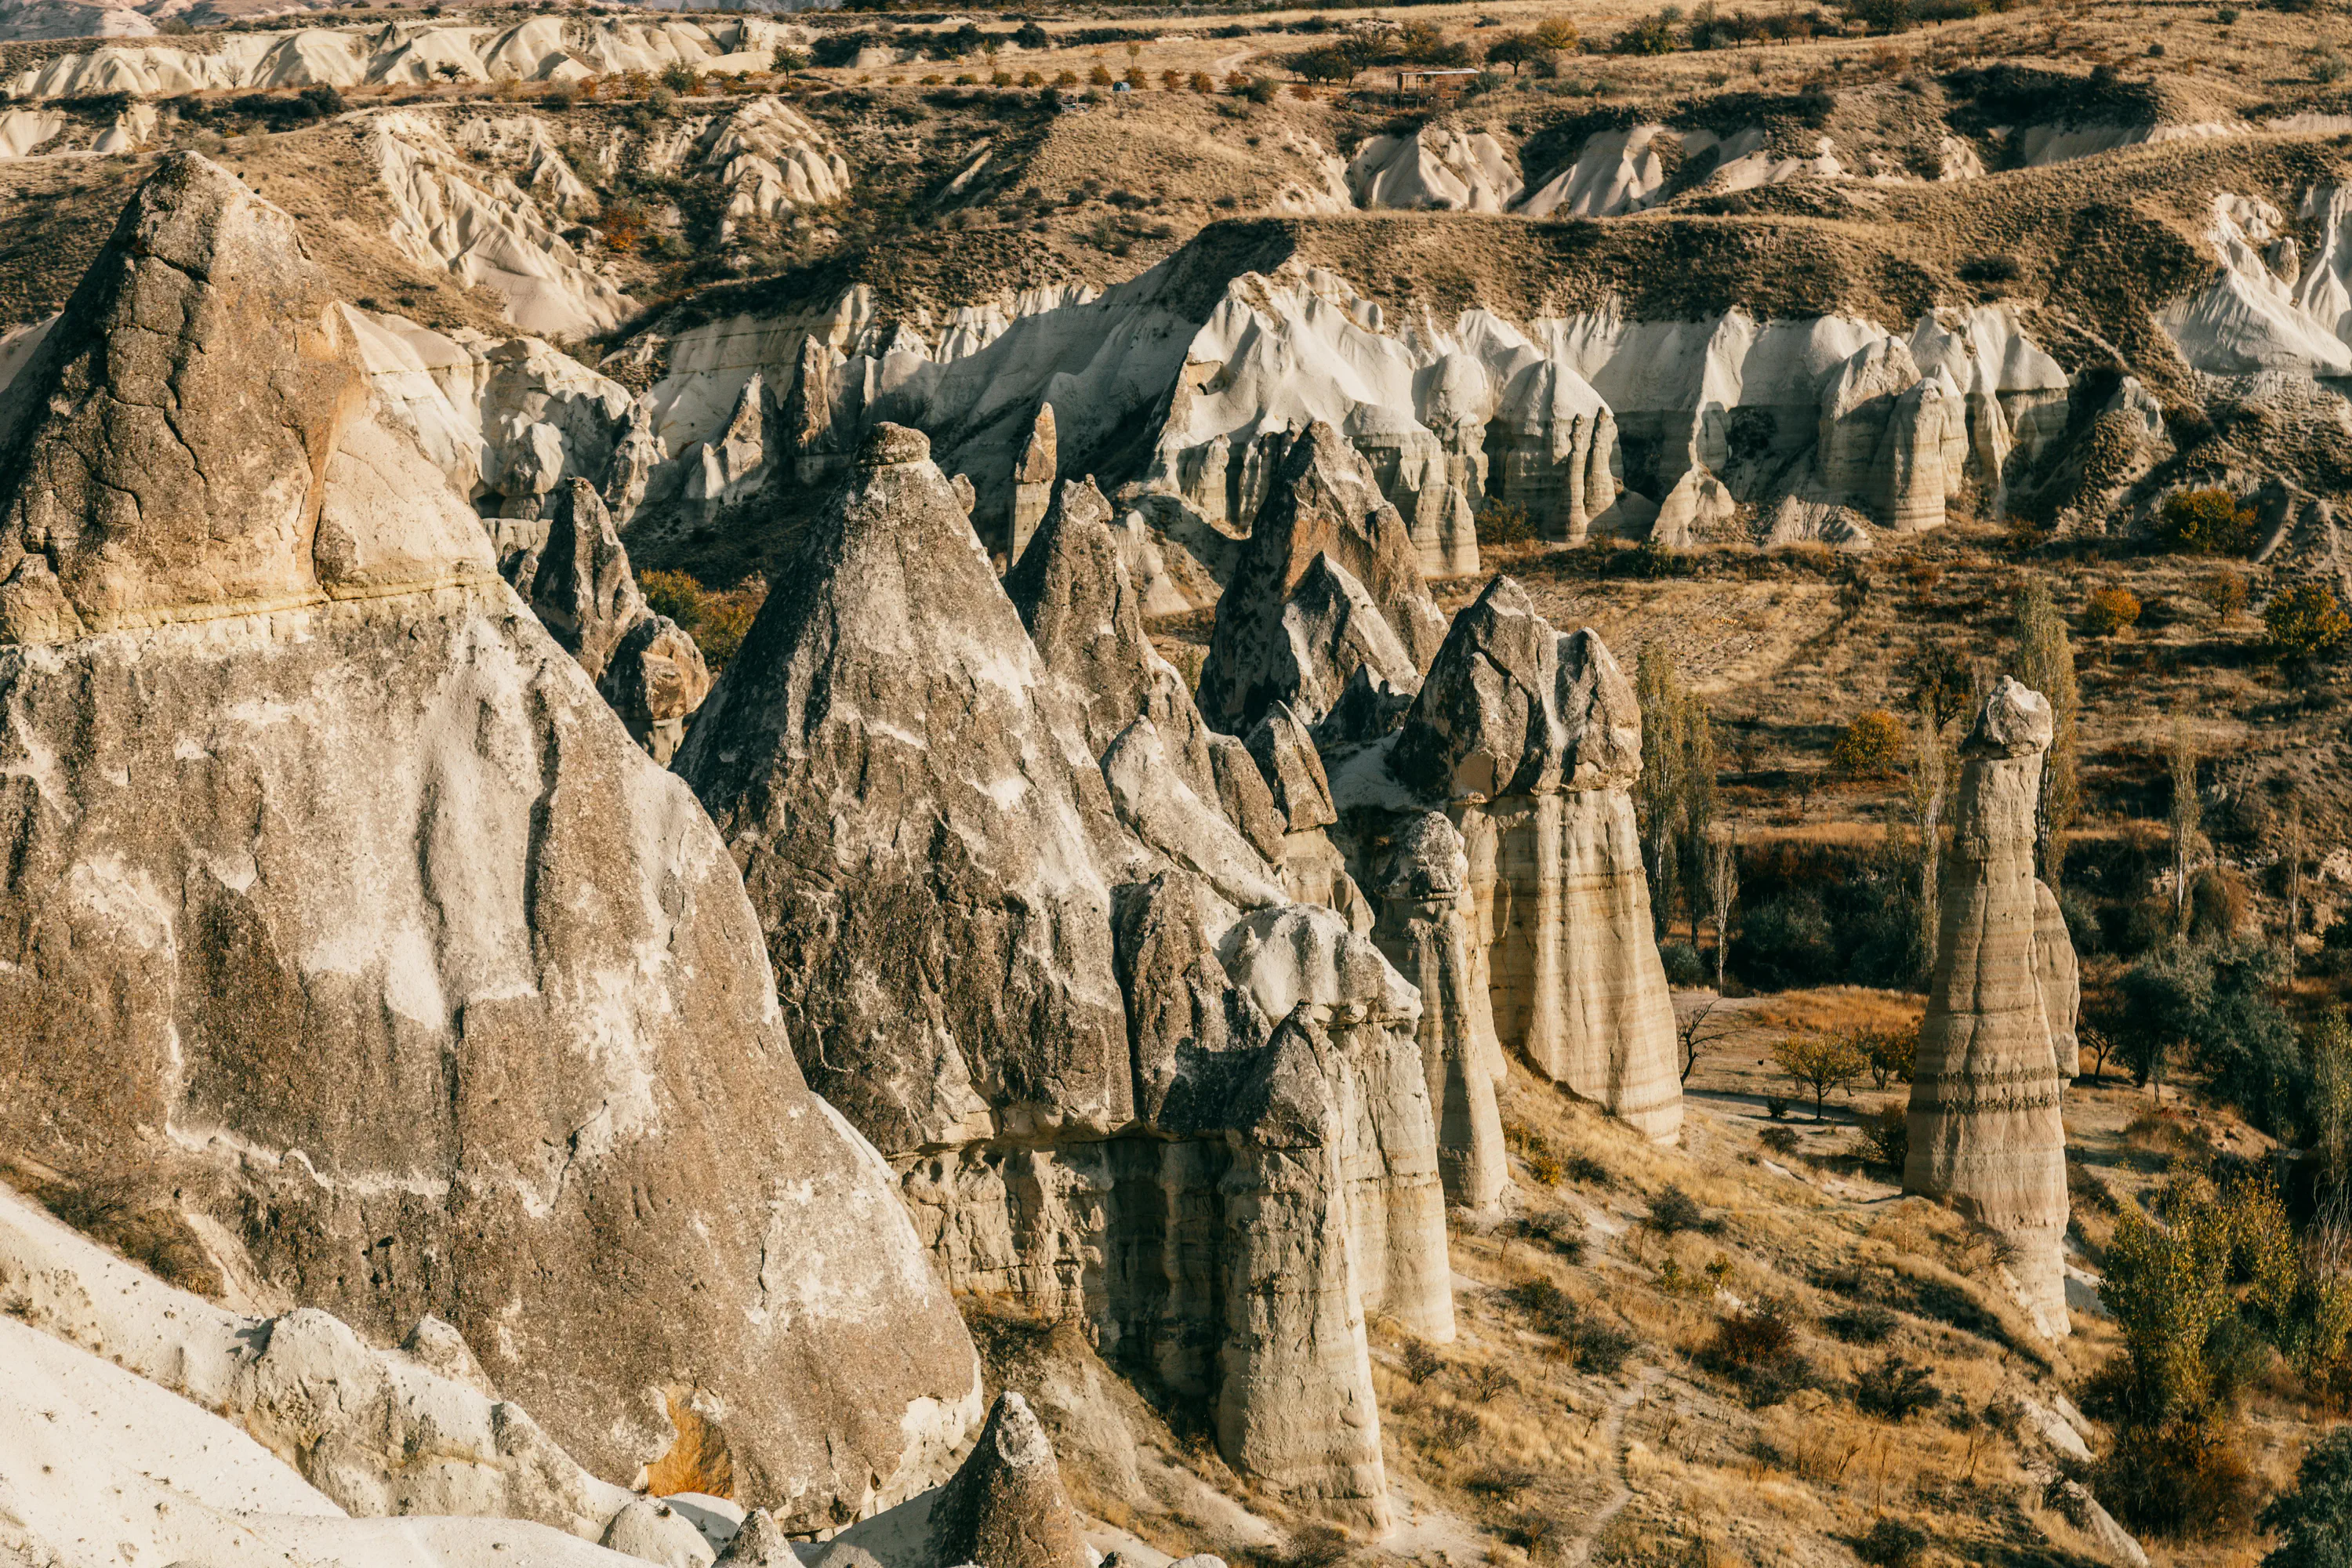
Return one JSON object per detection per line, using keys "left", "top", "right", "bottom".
{"left": 677, "top": 426, "right": 1451, "bottom": 1531}
{"left": 0, "top": 155, "right": 982, "bottom": 1527}
{"left": 1905, "top": 677, "right": 2074, "bottom": 1338}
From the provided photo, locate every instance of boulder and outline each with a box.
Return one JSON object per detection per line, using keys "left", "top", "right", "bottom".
{"left": 604, "top": 1498, "right": 718, "bottom": 1568}
{"left": 924, "top": 1392, "right": 1087, "bottom": 1568}
{"left": 598, "top": 612, "right": 714, "bottom": 766}
{"left": 1905, "top": 677, "right": 2072, "bottom": 1338}
{"left": 0, "top": 157, "right": 982, "bottom": 1526}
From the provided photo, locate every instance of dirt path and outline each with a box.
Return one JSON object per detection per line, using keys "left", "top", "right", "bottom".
{"left": 1563, "top": 1365, "right": 1664, "bottom": 1564}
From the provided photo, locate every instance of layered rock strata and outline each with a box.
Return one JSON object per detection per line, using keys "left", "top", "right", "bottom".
{"left": 0, "top": 157, "right": 982, "bottom": 1525}
{"left": 1904, "top": 677, "right": 2073, "bottom": 1338}
{"left": 677, "top": 423, "right": 1446, "bottom": 1530}
{"left": 1345, "top": 575, "right": 1682, "bottom": 1144}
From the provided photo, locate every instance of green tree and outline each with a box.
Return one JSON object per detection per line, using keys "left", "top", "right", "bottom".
{"left": 2260, "top": 1429, "right": 2352, "bottom": 1568}
{"left": 2154, "top": 488, "right": 2255, "bottom": 555}
{"left": 2267, "top": 582, "right": 2352, "bottom": 665}
{"left": 1635, "top": 644, "right": 1694, "bottom": 935}
{"left": 2013, "top": 577, "right": 2080, "bottom": 887}
{"left": 1773, "top": 1033, "right": 1869, "bottom": 1120}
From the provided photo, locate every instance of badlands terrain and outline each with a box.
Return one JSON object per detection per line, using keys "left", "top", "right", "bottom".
{"left": 13, "top": 2, "right": 2352, "bottom": 1567}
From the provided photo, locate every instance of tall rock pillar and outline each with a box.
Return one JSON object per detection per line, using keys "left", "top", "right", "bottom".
{"left": 1904, "top": 676, "right": 2072, "bottom": 1338}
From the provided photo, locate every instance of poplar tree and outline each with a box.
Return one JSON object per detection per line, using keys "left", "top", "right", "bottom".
{"left": 2013, "top": 577, "right": 2082, "bottom": 887}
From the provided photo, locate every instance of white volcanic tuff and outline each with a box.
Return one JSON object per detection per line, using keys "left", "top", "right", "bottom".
{"left": 332, "top": 304, "right": 634, "bottom": 514}
{"left": 0, "top": 105, "right": 63, "bottom": 157}
{"left": 0, "top": 155, "right": 983, "bottom": 1525}
{"left": 1345, "top": 128, "right": 1521, "bottom": 212}
{"left": 2, "top": 16, "right": 811, "bottom": 93}
{"left": 372, "top": 111, "right": 633, "bottom": 337}
{"left": 2159, "top": 190, "right": 2352, "bottom": 377}
{"left": 1515, "top": 124, "right": 1844, "bottom": 219}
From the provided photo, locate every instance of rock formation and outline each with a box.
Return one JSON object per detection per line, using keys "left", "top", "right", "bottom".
{"left": 2035, "top": 880, "right": 2082, "bottom": 1080}
{"left": 1904, "top": 677, "right": 2073, "bottom": 1338}
{"left": 677, "top": 422, "right": 1448, "bottom": 1530}
{"left": 0, "top": 156, "right": 982, "bottom": 1525}
{"left": 924, "top": 1392, "right": 1087, "bottom": 1568}
{"left": 498, "top": 476, "right": 713, "bottom": 760}
{"left": 1355, "top": 575, "right": 1682, "bottom": 1143}
{"left": 1198, "top": 422, "right": 1446, "bottom": 734}
{"left": 1010, "top": 401, "right": 1058, "bottom": 563}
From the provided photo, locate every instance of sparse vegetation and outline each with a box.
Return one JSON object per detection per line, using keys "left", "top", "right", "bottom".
{"left": 640, "top": 569, "right": 764, "bottom": 670}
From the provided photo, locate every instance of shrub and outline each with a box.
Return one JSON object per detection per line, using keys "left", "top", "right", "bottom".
{"left": 2099, "top": 1417, "right": 2263, "bottom": 1539}
{"left": 1088, "top": 62, "right": 1114, "bottom": 85}
{"left": 2084, "top": 586, "right": 2142, "bottom": 637}
{"left": 1564, "top": 1154, "right": 1613, "bottom": 1186}
{"left": 1401, "top": 1338, "right": 1444, "bottom": 1383}
{"left": 1852, "top": 1354, "right": 1942, "bottom": 1419}
{"left": 1703, "top": 1299, "right": 1812, "bottom": 1406}
{"left": 1610, "top": 12, "right": 1679, "bottom": 53}
{"left": 1860, "top": 1026, "right": 1916, "bottom": 1089}
{"left": 1659, "top": 941, "right": 1704, "bottom": 985}
{"left": 541, "top": 85, "right": 575, "bottom": 110}
{"left": 1502, "top": 1278, "right": 1635, "bottom": 1373}
{"left": 1825, "top": 1303, "right": 1900, "bottom": 1344}
{"left": 771, "top": 44, "right": 808, "bottom": 73}
{"left": 1521, "top": 1207, "right": 1586, "bottom": 1261}
{"left": 1733, "top": 891, "right": 1837, "bottom": 989}
{"left": 1189, "top": 70, "right": 1213, "bottom": 92}
{"left": 1761, "top": 1125, "right": 1801, "bottom": 1156}
{"left": 1475, "top": 498, "right": 1534, "bottom": 545}
{"left": 1831, "top": 710, "right": 1907, "bottom": 778}
{"left": 1856, "top": 1519, "right": 1929, "bottom": 1568}
{"left": 2198, "top": 568, "right": 2250, "bottom": 625}
{"left": 1857, "top": 1105, "right": 1908, "bottom": 1171}
{"left": 2153, "top": 488, "right": 2254, "bottom": 555}
{"left": 657, "top": 60, "right": 699, "bottom": 93}
{"left": 1646, "top": 1183, "right": 1708, "bottom": 1235}
{"left": 640, "top": 569, "right": 764, "bottom": 670}
{"left": 2259, "top": 1427, "right": 2352, "bottom": 1567}
{"left": 2266, "top": 582, "right": 2351, "bottom": 665}
{"left": 1849, "top": 0, "right": 1914, "bottom": 31}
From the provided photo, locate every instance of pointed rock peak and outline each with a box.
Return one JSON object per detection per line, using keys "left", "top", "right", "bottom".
{"left": 1017, "top": 401, "right": 1058, "bottom": 484}
{"left": 1392, "top": 573, "right": 1561, "bottom": 801}
{"left": 1969, "top": 674, "right": 2054, "bottom": 756}
{"left": 1245, "top": 701, "right": 1335, "bottom": 833}
{"left": 0, "top": 152, "right": 489, "bottom": 646}
{"left": 1007, "top": 475, "right": 1116, "bottom": 611}
{"left": 860, "top": 421, "right": 931, "bottom": 468}
{"left": 714, "top": 1509, "right": 796, "bottom": 1566}
{"left": 1257, "top": 421, "right": 1427, "bottom": 608}
{"left": 1555, "top": 626, "right": 1641, "bottom": 790}
{"left": 925, "top": 1391, "right": 1087, "bottom": 1568}
{"left": 1227, "top": 1007, "right": 1340, "bottom": 1149}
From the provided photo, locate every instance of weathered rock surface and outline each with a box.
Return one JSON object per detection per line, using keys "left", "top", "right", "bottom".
{"left": 1198, "top": 422, "right": 1446, "bottom": 734}
{"left": 1009, "top": 401, "right": 1058, "bottom": 563}
{"left": 1905, "top": 677, "right": 2073, "bottom": 1338}
{"left": 923, "top": 1392, "right": 1087, "bottom": 1568}
{"left": 2035, "top": 878, "right": 2082, "bottom": 1080}
{"left": 1369, "top": 812, "right": 1507, "bottom": 1210}
{"left": 678, "top": 423, "right": 1442, "bottom": 1530}
{"left": 0, "top": 156, "right": 982, "bottom": 1526}
{"left": 1352, "top": 576, "right": 1681, "bottom": 1142}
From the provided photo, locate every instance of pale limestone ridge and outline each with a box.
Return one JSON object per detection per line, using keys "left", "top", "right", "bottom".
{"left": 0, "top": 157, "right": 984, "bottom": 1528}
{"left": 1905, "top": 676, "right": 2074, "bottom": 1338}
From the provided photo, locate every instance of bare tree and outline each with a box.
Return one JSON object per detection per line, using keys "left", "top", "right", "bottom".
{"left": 2013, "top": 577, "right": 2081, "bottom": 888}
{"left": 1678, "top": 995, "right": 1740, "bottom": 1085}
{"left": 1706, "top": 832, "right": 1738, "bottom": 992}
{"left": 2170, "top": 716, "right": 2201, "bottom": 930}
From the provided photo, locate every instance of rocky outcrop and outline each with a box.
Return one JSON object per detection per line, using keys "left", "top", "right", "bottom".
{"left": 0, "top": 157, "right": 982, "bottom": 1526}
{"left": 1348, "top": 575, "right": 1682, "bottom": 1144}
{"left": 923, "top": 1392, "right": 1087, "bottom": 1568}
{"left": 1369, "top": 813, "right": 1507, "bottom": 1210}
{"left": 1198, "top": 423, "right": 1445, "bottom": 733}
{"left": 2035, "top": 879, "right": 2082, "bottom": 1080}
{"left": 677, "top": 423, "right": 1445, "bottom": 1529}
{"left": 499, "top": 477, "right": 713, "bottom": 758}
{"left": 1010, "top": 402, "right": 1058, "bottom": 564}
{"left": 1904, "top": 677, "right": 2072, "bottom": 1338}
